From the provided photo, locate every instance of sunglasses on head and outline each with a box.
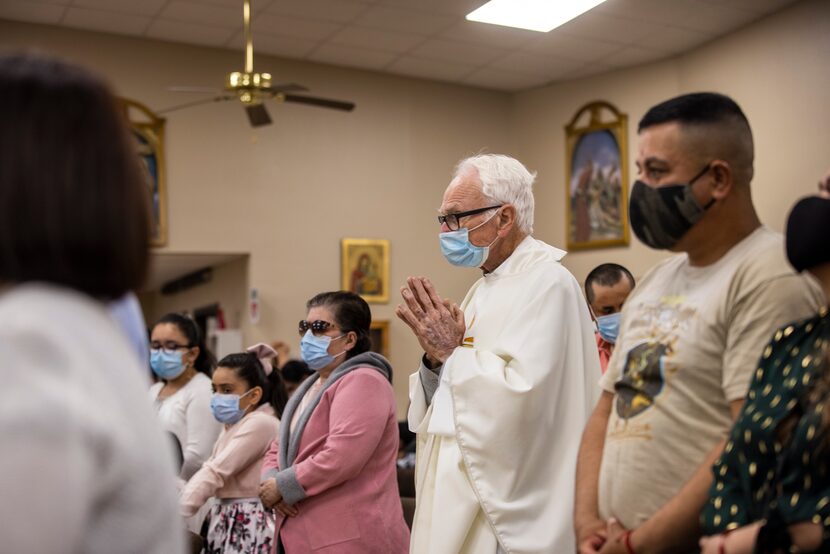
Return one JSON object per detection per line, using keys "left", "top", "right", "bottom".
{"left": 298, "top": 320, "right": 338, "bottom": 336}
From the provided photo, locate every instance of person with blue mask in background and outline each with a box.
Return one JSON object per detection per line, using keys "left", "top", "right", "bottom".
{"left": 149, "top": 313, "right": 222, "bottom": 484}
{"left": 396, "top": 154, "right": 601, "bottom": 554}
{"left": 180, "top": 343, "right": 286, "bottom": 554}
{"left": 584, "top": 263, "right": 636, "bottom": 373}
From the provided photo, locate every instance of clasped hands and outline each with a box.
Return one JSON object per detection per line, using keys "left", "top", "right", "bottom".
{"left": 258, "top": 479, "right": 298, "bottom": 518}
{"left": 395, "top": 277, "right": 465, "bottom": 366}
{"left": 579, "top": 518, "right": 634, "bottom": 554}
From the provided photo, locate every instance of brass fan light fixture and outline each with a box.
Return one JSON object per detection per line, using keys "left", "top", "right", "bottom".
{"left": 159, "top": 0, "right": 355, "bottom": 127}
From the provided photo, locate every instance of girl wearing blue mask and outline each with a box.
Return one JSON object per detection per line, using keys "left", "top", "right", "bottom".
{"left": 258, "top": 291, "right": 409, "bottom": 553}
{"left": 149, "top": 313, "right": 222, "bottom": 484}
{"left": 180, "top": 344, "right": 287, "bottom": 554}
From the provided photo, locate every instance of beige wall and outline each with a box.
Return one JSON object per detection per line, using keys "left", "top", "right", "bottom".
{"left": 140, "top": 256, "right": 250, "bottom": 330}
{"left": 2, "top": 0, "right": 826, "bottom": 415}
{"left": 515, "top": 0, "right": 830, "bottom": 285}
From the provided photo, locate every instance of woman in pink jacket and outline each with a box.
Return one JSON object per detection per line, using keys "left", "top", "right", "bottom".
{"left": 259, "top": 291, "right": 409, "bottom": 553}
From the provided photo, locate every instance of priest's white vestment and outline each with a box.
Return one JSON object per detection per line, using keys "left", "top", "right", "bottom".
{"left": 408, "top": 236, "right": 602, "bottom": 554}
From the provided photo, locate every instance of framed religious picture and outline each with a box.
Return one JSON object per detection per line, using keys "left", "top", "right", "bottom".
{"left": 341, "top": 238, "right": 390, "bottom": 303}
{"left": 369, "top": 320, "right": 390, "bottom": 359}
{"left": 564, "top": 101, "right": 630, "bottom": 250}
{"left": 119, "top": 97, "right": 168, "bottom": 247}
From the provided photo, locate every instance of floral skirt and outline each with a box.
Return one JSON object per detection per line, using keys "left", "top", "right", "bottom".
{"left": 204, "top": 498, "right": 275, "bottom": 554}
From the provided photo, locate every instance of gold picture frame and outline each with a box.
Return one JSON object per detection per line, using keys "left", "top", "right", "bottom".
{"left": 341, "top": 238, "right": 390, "bottom": 304}
{"left": 565, "top": 101, "right": 630, "bottom": 251}
{"left": 369, "top": 320, "right": 390, "bottom": 358}
{"left": 119, "top": 97, "right": 168, "bottom": 247}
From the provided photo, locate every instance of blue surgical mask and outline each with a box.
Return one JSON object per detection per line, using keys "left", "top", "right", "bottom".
{"left": 439, "top": 210, "right": 500, "bottom": 267}
{"left": 210, "top": 389, "right": 254, "bottom": 424}
{"left": 300, "top": 330, "right": 346, "bottom": 370}
{"left": 596, "top": 312, "right": 621, "bottom": 344}
{"left": 150, "top": 350, "right": 186, "bottom": 380}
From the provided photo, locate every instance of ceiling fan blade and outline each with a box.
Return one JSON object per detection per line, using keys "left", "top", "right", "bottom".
{"left": 245, "top": 103, "right": 272, "bottom": 127}
{"left": 270, "top": 82, "right": 309, "bottom": 93}
{"left": 168, "top": 86, "right": 223, "bottom": 93}
{"left": 157, "top": 95, "right": 234, "bottom": 114}
{"left": 282, "top": 94, "right": 355, "bottom": 112}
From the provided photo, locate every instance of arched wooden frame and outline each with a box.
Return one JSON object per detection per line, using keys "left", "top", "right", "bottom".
{"left": 564, "top": 101, "right": 630, "bottom": 251}
{"left": 119, "top": 98, "right": 168, "bottom": 247}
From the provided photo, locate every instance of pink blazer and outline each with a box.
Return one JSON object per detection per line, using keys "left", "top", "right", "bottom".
{"left": 262, "top": 366, "right": 409, "bottom": 553}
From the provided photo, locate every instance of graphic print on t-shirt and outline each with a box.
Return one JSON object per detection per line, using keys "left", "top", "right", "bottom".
{"left": 615, "top": 342, "right": 668, "bottom": 418}
{"left": 612, "top": 299, "right": 696, "bottom": 421}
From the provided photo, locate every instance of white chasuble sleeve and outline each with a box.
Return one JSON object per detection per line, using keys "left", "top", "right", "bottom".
{"left": 436, "top": 264, "right": 601, "bottom": 553}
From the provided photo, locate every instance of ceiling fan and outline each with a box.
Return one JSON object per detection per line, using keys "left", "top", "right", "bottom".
{"left": 158, "top": 0, "right": 355, "bottom": 127}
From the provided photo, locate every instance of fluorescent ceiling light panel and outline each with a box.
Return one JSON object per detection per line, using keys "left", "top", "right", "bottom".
{"left": 466, "top": 0, "right": 608, "bottom": 33}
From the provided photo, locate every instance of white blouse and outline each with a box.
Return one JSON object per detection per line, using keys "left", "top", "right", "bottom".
{"left": 150, "top": 372, "right": 222, "bottom": 479}
{"left": 0, "top": 284, "right": 185, "bottom": 553}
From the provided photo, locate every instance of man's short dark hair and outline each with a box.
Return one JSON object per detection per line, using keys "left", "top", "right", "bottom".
{"left": 282, "top": 360, "right": 312, "bottom": 383}
{"left": 638, "top": 92, "right": 749, "bottom": 133}
{"left": 0, "top": 52, "right": 150, "bottom": 299}
{"left": 585, "top": 263, "right": 635, "bottom": 304}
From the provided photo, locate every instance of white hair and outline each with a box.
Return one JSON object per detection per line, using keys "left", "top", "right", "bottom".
{"left": 454, "top": 154, "right": 535, "bottom": 234}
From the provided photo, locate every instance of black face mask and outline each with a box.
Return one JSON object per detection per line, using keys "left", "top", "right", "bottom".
{"left": 629, "top": 164, "right": 715, "bottom": 250}
{"left": 786, "top": 196, "right": 830, "bottom": 272}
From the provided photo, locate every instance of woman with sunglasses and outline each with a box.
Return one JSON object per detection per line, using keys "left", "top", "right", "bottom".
{"left": 259, "top": 291, "right": 409, "bottom": 553}
{"left": 149, "top": 313, "right": 222, "bottom": 481}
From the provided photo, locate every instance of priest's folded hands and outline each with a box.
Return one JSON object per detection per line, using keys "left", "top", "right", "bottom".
{"left": 395, "top": 276, "right": 465, "bottom": 366}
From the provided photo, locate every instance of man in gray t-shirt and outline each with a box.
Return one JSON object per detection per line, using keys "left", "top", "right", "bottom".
{"left": 573, "top": 93, "right": 823, "bottom": 554}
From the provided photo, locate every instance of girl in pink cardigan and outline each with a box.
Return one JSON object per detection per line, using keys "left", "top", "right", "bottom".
{"left": 259, "top": 291, "right": 409, "bottom": 553}
{"left": 181, "top": 344, "right": 288, "bottom": 553}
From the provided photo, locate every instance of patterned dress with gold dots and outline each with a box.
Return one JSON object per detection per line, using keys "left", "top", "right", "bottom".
{"left": 701, "top": 308, "right": 830, "bottom": 550}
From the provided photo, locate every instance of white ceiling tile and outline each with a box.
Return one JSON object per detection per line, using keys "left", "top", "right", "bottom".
{"left": 523, "top": 32, "right": 626, "bottom": 63}
{"left": 555, "top": 11, "right": 651, "bottom": 43}
{"left": 309, "top": 43, "right": 398, "bottom": 71}
{"left": 601, "top": 45, "right": 666, "bottom": 67}
{"left": 489, "top": 51, "right": 584, "bottom": 77}
{"left": 412, "top": 38, "right": 507, "bottom": 66}
{"left": 254, "top": 13, "right": 342, "bottom": 41}
{"left": 633, "top": 24, "right": 711, "bottom": 54}
{"left": 146, "top": 19, "right": 237, "bottom": 47}
{"left": 159, "top": 1, "right": 241, "bottom": 29}
{"left": 596, "top": 0, "right": 753, "bottom": 35}
{"left": 387, "top": 56, "right": 476, "bottom": 82}
{"left": 559, "top": 62, "right": 617, "bottom": 81}
{"left": 183, "top": 0, "right": 269, "bottom": 10}
{"left": 62, "top": 7, "right": 150, "bottom": 36}
{"left": 72, "top": 0, "right": 167, "bottom": 17}
{"left": 696, "top": 0, "right": 799, "bottom": 14}
{"left": 265, "top": 0, "right": 371, "bottom": 23}
{"left": 0, "top": 1, "right": 65, "bottom": 24}
{"left": 375, "top": 0, "right": 483, "bottom": 17}
{"left": 463, "top": 68, "right": 547, "bottom": 91}
{"left": 440, "top": 20, "right": 540, "bottom": 50}
{"left": 227, "top": 30, "right": 319, "bottom": 59}
{"left": 328, "top": 26, "right": 425, "bottom": 54}
{"left": 354, "top": 5, "right": 456, "bottom": 35}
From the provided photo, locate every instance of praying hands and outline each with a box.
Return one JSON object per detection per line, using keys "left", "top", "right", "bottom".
{"left": 395, "top": 276, "right": 465, "bottom": 366}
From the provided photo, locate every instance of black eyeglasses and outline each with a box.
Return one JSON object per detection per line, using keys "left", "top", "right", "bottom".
{"left": 298, "top": 320, "right": 339, "bottom": 337}
{"left": 437, "top": 204, "right": 502, "bottom": 231}
{"left": 150, "top": 341, "right": 191, "bottom": 355}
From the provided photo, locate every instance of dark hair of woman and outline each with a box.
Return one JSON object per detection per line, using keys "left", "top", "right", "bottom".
{"left": 306, "top": 291, "right": 372, "bottom": 360}
{"left": 154, "top": 313, "right": 216, "bottom": 375}
{"left": 0, "top": 52, "right": 150, "bottom": 299}
{"left": 216, "top": 352, "right": 289, "bottom": 419}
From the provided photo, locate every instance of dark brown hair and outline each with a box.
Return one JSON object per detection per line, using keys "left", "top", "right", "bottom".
{"left": 0, "top": 52, "right": 150, "bottom": 298}
{"left": 306, "top": 291, "right": 372, "bottom": 359}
